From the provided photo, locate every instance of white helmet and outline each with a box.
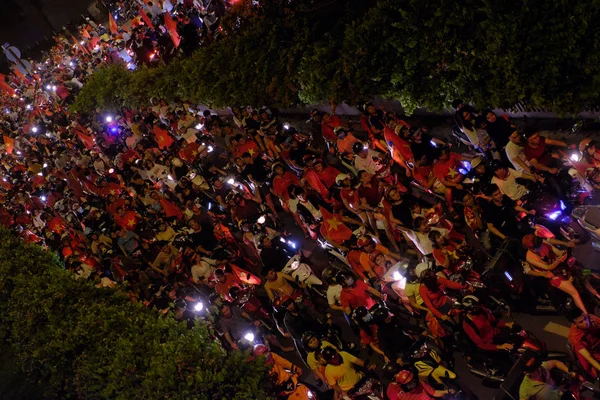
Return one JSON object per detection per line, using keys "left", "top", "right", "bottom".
{"left": 414, "top": 262, "right": 431, "bottom": 279}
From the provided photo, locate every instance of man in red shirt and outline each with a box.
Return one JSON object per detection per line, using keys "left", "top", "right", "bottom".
{"left": 568, "top": 309, "right": 600, "bottom": 378}
{"left": 338, "top": 271, "right": 382, "bottom": 315}
{"left": 462, "top": 295, "right": 514, "bottom": 352}
{"left": 113, "top": 206, "right": 141, "bottom": 230}
{"left": 310, "top": 159, "right": 341, "bottom": 188}
{"left": 418, "top": 267, "right": 465, "bottom": 320}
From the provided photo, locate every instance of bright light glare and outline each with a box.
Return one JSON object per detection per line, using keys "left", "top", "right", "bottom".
{"left": 43, "top": 163, "right": 48, "bottom": 168}
{"left": 40, "top": 195, "right": 47, "bottom": 202}
{"left": 207, "top": 145, "right": 214, "bottom": 153}
{"left": 280, "top": 237, "right": 286, "bottom": 243}
{"left": 109, "top": 168, "right": 114, "bottom": 173}
{"left": 283, "top": 124, "right": 290, "bottom": 130}
{"left": 227, "top": 178, "right": 235, "bottom": 185}
{"left": 257, "top": 216, "right": 266, "bottom": 224}
{"left": 570, "top": 152, "right": 581, "bottom": 162}
{"left": 168, "top": 175, "right": 174, "bottom": 181}
{"left": 32, "top": 127, "right": 38, "bottom": 133}
{"left": 105, "top": 116, "right": 113, "bottom": 123}
{"left": 194, "top": 302, "right": 203, "bottom": 311}
{"left": 37, "top": 172, "right": 43, "bottom": 176}
{"left": 393, "top": 271, "right": 402, "bottom": 281}
{"left": 46, "top": 85, "right": 51, "bottom": 90}
{"left": 244, "top": 332, "right": 255, "bottom": 342}
{"left": 288, "top": 240, "right": 296, "bottom": 249}
{"left": 430, "top": 140, "right": 437, "bottom": 147}
{"left": 546, "top": 211, "right": 562, "bottom": 220}
{"left": 195, "top": 123, "right": 204, "bottom": 130}
{"left": 80, "top": 41, "right": 84, "bottom": 45}
{"left": 26, "top": 105, "right": 32, "bottom": 110}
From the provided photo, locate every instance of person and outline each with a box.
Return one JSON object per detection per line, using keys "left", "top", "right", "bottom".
{"left": 263, "top": 267, "right": 297, "bottom": 300}
{"left": 320, "top": 346, "right": 372, "bottom": 398}
{"left": 432, "top": 147, "right": 469, "bottom": 212}
{"left": 484, "top": 184, "right": 534, "bottom": 241}
{"left": 338, "top": 271, "right": 383, "bottom": 315}
{"left": 353, "top": 142, "right": 386, "bottom": 176}
{"left": 351, "top": 306, "right": 390, "bottom": 362}
{"left": 428, "top": 229, "right": 465, "bottom": 271}
{"left": 383, "top": 363, "right": 453, "bottom": 399}
{"left": 276, "top": 294, "right": 325, "bottom": 341}
{"left": 490, "top": 160, "right": 537, "bottom": 201}
{"left": 480, "top": 109, "right": 515, "bottom": 150}
{"left": 568, "top": 309, "right": 600, "bottom": 378}
{"left": 522, "top": 234, "right": 588, "bottom": 315}
{"left": 259, "top": 235, "right": 292, "bottom": 272}
{"left": 506, "top": 131, "right": 532, "bottom": 173}
{"left": 218, "top": 302, "right": 254, "bottom": 351}
{"left": 418, "top": 267, "right": 466, "bottom": 321}
{"left": 519, "top": 353, "right": 577, "bottom": 400}
{"left": 301, "top": 331, "right": 338, "bottom": 383}
{"left": 461, "top": 295, "right": 515, "bottom": 352}
{"left": 404, "top": 264, "right": 430, "bottom": 315}
{"left": 322, "top": 267, "right": 344, "bottom": 312}
{"left": 372, "top": 305, "right": 414, "bottom": 360}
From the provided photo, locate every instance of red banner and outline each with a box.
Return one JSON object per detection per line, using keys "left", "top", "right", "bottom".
{"left": 164, "top": 14, "right": 181, "bottom": 48}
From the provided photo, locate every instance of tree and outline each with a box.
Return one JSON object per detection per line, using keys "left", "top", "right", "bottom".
{"left": 72, "top": 0, "right": 600, "bottom": 115}
{"left": 0, "top": 228, "right": 271, "bottom": 399}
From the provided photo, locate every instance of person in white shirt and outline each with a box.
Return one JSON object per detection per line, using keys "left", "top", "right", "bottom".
{"left": 353, "top": 142, "right": 385, "bottom": 176}
{"left": 491, "top": 160, "right": 537, "bottom": 201}
{"left": 400, "top": 217, "right": 448, "bottom": 258}
{"left": 506, "top": 131, "right": 531, "bottom": 173}
{"left": 191, "top": 255, "right": 219, "bottom": 284}
{"left": 322, "top": 268, "right": 344, "bottom": 311}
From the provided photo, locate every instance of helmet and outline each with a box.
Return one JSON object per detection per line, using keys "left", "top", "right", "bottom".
{"left": 253, "top": 344, "right": 269, "bottom": 357}
{"left": 371, "top": 304, "right": 391, "bottom": 324}
{"left": 462, "top": 295, "right": 480, "bottom": 310}
{"left": 351, "top": 306, "right": 373, "bottom": 324}
{"left": 229, "top": 286, "right": 241, "bottom": 301}
{"left": 335, "top": 173, "right": 349, "bottom": 185}
{"left": 305, "top": 157, "right": 322, "bottom": 168}
{"left": 301, "top": 331, "right": 319, "bottom": 349}
{"left": 369, "top": 250, "right": 382, "bottom": 262}
{"left": 272, "top": 294, "right": 294, "bottom": 311}
{"left": 320, "top": 346, "right": 338, "bottom": 362}
{"left": 470, "top": 157, "right": 485, "bottom": 169}
{"left": 321, "top": 267, "right": 338, "bottom": 283}
{"left": 336, "top": 271, "right": 355, "bottom": 287}
{"left": 352, "top": 142, "right": 366, "bottom": 155}
{"left": 173, "top": 298, "right": 187, "bottom": 310}
{"left": 414, "top": 262, "right": 430, "bottom": 279}
{"left": 382, "top": 361, "right": 402, "bottom": 380}
{"left": 580, "top": 138, "right": 595, "bottom": 153}
{"left": 395, "top": 369, "right": 418, "bottom": 391}
{"left": 333, "top": 126, "right": 347, "bottom": 136}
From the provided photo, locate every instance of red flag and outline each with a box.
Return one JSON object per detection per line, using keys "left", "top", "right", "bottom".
{"left": 179, "top": 142, "right": 201, "bottom": 163}
{"left": 320, "top": 207, "right": 352, "bottom": 243}
{"left": 230, "top": 263, "right": 262, "bottom": 285}
{"left": 163, "top": 14, "right": 181, "bottom": 48}
{"left": 75, "top": 127, "right": 95, "bottom": 150}
{"left": 88, "top": 37, "right": 100, "bottom": 51}
{"left": 305, "top": 169, "right": 330, "bottom": 199}
{"left": 81, "top": 28, "right": 91, "bottom": 39}
{"left": 153, "top": 125, "right": 174, "bottom": 149}
{"left": 160, "top": 198, "right": 183, "bottom": 219}
{"left": 0, "top": 74, "right": 15, "bottom": 97}
{"left": 3, "top": 136, "right": 15, "bottom": 154}
{"left": 108, "top": 13, "right": 118, "bottom": 35}
{"left": 139, "top": 6, "right": 155, "bottom": 29}
{"left": 383, "top": 125, "right": 414, "bottom": 165}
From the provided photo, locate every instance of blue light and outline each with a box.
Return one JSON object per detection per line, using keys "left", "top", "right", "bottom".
{"left": 546, "top": 211, "right": 562, "bottom": 220}
{"left": 504, "top": 271, "right": 513, "bottom": 281}
{"left": 458, "top": 169, "right": 468, "bottom": 175}
{"left": 462, "top": 160, "right": 472, "bottom": 171}
{"left": 430, "top": 140, "right": 437, "bottom": 148}
{"left": 560, "top": 200, "right": 566, "bottom": 211}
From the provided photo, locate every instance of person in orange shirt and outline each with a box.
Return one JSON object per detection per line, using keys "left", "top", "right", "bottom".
{"left": 214, "top": 268, "right": 243, "bottom": 302}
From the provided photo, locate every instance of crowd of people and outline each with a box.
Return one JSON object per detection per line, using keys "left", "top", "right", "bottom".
{"left": 3, "top": 1, "right": 600, "bottom": 399}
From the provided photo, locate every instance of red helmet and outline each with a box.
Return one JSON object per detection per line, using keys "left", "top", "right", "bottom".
{"left": 357, "top": 236, "right": 373, "bottom": 248}
{"left": 396, "top": 369, "right": 417, "bottom": 391}
{"left": 253, "top": 344, "right": 273, "bottom": 365}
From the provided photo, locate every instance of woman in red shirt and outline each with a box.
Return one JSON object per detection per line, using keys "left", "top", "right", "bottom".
{"left": 418, "top": 268, "right": 466, "bottom": 321}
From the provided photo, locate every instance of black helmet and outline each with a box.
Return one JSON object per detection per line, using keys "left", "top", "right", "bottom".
{"left": 351, "top": 306, "right": 373, "bottom": 324}
{"left": 173, "top": 298, "right": 187, "bottom": 310}
{"left": 208, "top": 292, "right": 222, "bottom": 304}
{"left": 320, "top": 346, "right": 338, "bottom": 362}
{"left": 352, "top": 142, "right": 366, "bottom": 155}
{"left": 461, "top": 295, "right": 480, "bottom": 310}
{"left": 321, "top": 267, "right": 338, "bottom": 283}
{"left": 372, "top": 305, "right": 391, "bottom": 324}
{"left": 301, "top": 331, "right": 319, "bottom": 350}
{"left": 229, "top": 286, "right": 241, "bottom": 301}
{"left": 336, "top": 271, "right": 354, "bottom": 287}
{"left": 382, "top": 361, "right": 402, "bottom": 380}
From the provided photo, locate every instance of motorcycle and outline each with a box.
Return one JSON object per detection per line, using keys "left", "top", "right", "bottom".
{"left": 572, "top": 205, "right": 600, "bottom": 251}
{"left": 229, "top": 285, "right": 274, "bottom": 331}
{"left": 281, "top": 254, "right": 325, "bottom": 299}
{"left": 522, "top": 186, "right": 581, "bottom": 242}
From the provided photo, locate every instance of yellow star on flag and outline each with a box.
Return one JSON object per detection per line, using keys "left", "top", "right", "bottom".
{"left": 127, "top": 218, "right": 136, "bottom": 228}
{"left": 248, "top": 148, "right": 255, "bottom": 156}
{"left": 109, "top": 189, "right": 116, "bottom": 195}
{"left": 191, "top": 150, "right": 198, "bottom": 157}
{"left": 326, "top": 216, "right": 343, "bottom": 232}
{"left": 447, "top": 168, "right": 458, "bottom": 178}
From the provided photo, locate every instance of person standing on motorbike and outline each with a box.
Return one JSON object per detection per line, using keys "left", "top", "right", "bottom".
{"left": 338, "top": 271, "right": 383, "bottom": 315}
{"left": 491, "top": 160, "right": 539, "bottom": 201}
{"left": 484, "top": 184, "right": 535, "bottom": 242}
{"left": 521, "top": 234, "right": 589, "bottom": 315}
{"left": 320, "top": 346, "right": 376, "bottom": 400}
{"left": 522, "top": 127, "right": 570, "bottom": 201}
{"left": 383, "top": 363, "right": 454, "bottom": 399}
{"left": 461, "top": 295, "right": 516, "bottom": 367}
{"left": 568, "top": 309, "right": 600, "bottom": 378}
{"left": 519, "top": 352, "right": 577, "bottom": 400}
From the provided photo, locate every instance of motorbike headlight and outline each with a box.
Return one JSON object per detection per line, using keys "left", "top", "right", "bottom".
{"left": 287, "top": 240, "right": 296, "bottom": 249}
{"left": 393, "top": 271, "right": 402, "bottom": 281}
{"left": 194, "top": 302, "right": 203, "bottom": 312}
{"left": 545, "top": 211, "right": 562, "bottom": 220}
{"left": 243, "top": 332, "right": 255, "bottom": 342}
{"left": 257, "top": 216, "right": 266, "bottom": 224}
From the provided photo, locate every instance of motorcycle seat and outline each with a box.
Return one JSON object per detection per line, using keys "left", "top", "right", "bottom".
{"left": 584, "top": 207, "right": 600, "bottom": 229}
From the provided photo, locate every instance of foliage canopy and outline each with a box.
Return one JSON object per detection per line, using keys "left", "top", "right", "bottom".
{"left": 73, "top": 0, "right": 600, "bottom": 114}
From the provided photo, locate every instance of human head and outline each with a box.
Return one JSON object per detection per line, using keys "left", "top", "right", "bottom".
{"left": 485, "top": 110, "right": 497, "bottom": 123}
{"left": 301, "top": 331, "right": 320, "bottom": 350}
{"left": 522, "top": 234, "right": 543, "bottom": 250}
{"left": 509, "top": 130, "right": 522, "bottom": 145}
{"left": 491, "top": 160, "right": 509, "bottom": 179}
{"left": 320, "top": 346, "right": 342, "bottom": 366}
{"left": 335, "top": 173, "right": 350, "bottom": 187}
{"left": 357, "top": 236, "right": 376, "bottom": 253}
{"left": 485, "top": 184, "right": 504, "bottom": 203}
{"left": 568, "top": 308, "right": 591, "bottom": 330}
{"left": 353, "top": 142, "right": 368, "bottom": 157}
{"left": 523, "top": 127, "right": 541, "bottom": 145}
{"left": 336, "top": 271, "right": 356, "bottom": 288}
{"left": 428, "top": 230, "right": 446, "bottom": 248}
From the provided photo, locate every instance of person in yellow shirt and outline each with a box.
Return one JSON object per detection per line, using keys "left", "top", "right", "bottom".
{"left": 264, "top": 268, "right": 297, "bottom": 300}
{"left": 301, "top": 331, "right": 338, "bottom": 383}
{"left": 321, "top": 347, "right": 370, "bottom": 397}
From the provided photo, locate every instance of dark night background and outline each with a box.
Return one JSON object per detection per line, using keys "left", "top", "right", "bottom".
{"left": 0, "top": 0, "right": 98, "bottom": 71}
